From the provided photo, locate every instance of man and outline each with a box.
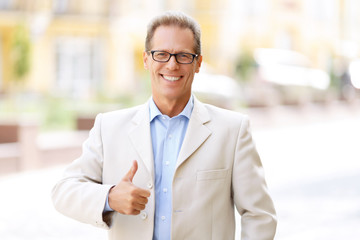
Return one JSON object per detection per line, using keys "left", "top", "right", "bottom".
{"left": 52, "top": 11, "right": 277, "bottom": 239}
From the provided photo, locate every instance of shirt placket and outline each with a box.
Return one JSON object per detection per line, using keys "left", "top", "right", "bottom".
{"left": 158, "top": 117, "right": 178, "bottom": 238}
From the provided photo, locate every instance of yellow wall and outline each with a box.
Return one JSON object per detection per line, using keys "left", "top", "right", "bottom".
{"left": 0, "top": 0, "right": 359, "bottom": 95}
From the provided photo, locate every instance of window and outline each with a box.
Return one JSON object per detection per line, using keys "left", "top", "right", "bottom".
{"left": 238, "top": 0, "right": 269, "bottom": 17}
{"left": 52, "top": 0, "right": 69, "bottom": 14}
{"left": 0, "top": 0, "right": 21, "bottom": 11}
{"left": 304, "top": 0, "right": 337, "bottom": 22}
{"left": 0, "top": 0, "right": 11, "bottom": 9}
{"left": 344, "top": 0, "right": 360, "bottom": 40}
{"left": 55, "top": 37, "right": 103, "bottom": 98}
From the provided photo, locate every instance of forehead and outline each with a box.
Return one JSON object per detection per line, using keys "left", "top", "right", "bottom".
{"left": 151, "top": 25, "right": 195, "bottom": 52}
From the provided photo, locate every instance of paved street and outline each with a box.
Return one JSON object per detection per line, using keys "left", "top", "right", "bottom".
{"left": 1, "top": 102, "right": 360, "bottom": 239}
{"left": 252, "top": 108, "right": 360, "bottom": 240}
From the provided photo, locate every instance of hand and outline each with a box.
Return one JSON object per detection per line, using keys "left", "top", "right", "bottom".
{"left": 108, "top": 160, "right": 151, "bottom": 215}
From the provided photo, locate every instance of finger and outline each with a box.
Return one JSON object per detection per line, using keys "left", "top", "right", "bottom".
{"left": 122, "top": 160, "right": 138, "bottom": 182}
{"left": 130, "top": 209, "right": 141, "bottom": 215}
{"left": 140, "top": 189, "right": 151, "bottom": 198}
{"left": 136, "top": 195, "right": 149, "bottom": 205}
{"left": 129, "top": 160, "right": 138, "bottom": 182}
{"left": 132, "top": 187, "right": 151, "bottom": 198}
{"left": 132, "top": 202, "right": 146, "bottom": 211}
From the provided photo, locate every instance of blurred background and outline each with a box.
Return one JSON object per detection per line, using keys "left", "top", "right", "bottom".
{"left": 0, "top": 0, "right": 359, "bottom": 239}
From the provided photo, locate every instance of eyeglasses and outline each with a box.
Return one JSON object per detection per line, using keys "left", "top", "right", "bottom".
{"left": 149, "top": 50, "right": 198, "bottom": 64}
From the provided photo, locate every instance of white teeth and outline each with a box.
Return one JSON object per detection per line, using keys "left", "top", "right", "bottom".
{"left": 163, "top": 75, "right": 180, "bottom": 81}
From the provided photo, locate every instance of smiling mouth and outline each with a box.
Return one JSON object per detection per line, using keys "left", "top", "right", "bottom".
{"left": 162, "top": 75, "right": 181, "bottom": 82}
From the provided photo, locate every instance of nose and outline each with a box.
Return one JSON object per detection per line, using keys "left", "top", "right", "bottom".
{"left": 166, "top": 55, "right": 179, "bottom": 70}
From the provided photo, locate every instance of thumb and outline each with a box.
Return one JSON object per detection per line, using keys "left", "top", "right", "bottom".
{"left": 123, "top": 160, "right": 138, "bottom": 182}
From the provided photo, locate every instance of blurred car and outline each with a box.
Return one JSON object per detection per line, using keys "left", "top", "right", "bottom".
{"left": 192, "top": 67, "right": 242, "bottom": 109}
{"left": 349, "top": 60, "right": 360, "bottom": 89}
{"left": 340, "top": 59, "right": 360, "bottom": 102}
{"left": 252, "top": 48, "right": 331, "bottom": 105}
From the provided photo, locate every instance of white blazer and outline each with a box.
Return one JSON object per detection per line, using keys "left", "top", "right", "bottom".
{"left": 52, "top": 97, "right": 277, "bottom": 240}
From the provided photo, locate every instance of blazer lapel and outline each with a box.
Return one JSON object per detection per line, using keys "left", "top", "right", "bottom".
{"left": 128, "top": 102, "right": 154, "bottom": 180}
{"left": 176, "top": 98, "right": 212, "bottom": 169}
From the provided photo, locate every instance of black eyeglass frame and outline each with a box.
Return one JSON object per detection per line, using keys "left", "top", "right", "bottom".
{"left": 148, "top": 50, "right": 199, "bottom": 64}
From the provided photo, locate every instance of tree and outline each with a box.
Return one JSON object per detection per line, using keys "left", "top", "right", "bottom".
{"left": 11, "top": 24, "right": 31, "bottom": 85}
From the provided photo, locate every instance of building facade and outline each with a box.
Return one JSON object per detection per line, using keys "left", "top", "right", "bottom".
{"left": 0, "top": 0, "right": 359, "bottom": 98}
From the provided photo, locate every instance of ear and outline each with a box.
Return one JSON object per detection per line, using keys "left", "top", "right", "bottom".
{"left": 143, "top": 51, "right": 149, "bottom": 69}
{"left": 195, "top": 55, "right": 202, "bottom": 73}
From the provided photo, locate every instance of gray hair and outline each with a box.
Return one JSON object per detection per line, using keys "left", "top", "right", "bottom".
{"left": 145, "top": 11, "right": 201, "bottom": 55}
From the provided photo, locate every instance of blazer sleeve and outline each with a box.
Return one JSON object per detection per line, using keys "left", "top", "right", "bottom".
{"left": 51, "top": 113, "right": 114, "bottom": 229}
{"left": 232, "top": 116, "right": 277, "bottom": 240}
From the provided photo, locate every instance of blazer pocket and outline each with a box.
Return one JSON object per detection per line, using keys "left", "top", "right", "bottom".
{"left": 197, "top": 169, "right": 229, "bottom": 181}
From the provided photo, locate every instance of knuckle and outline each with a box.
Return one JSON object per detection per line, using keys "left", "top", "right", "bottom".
{"left": 130, "top": 201, "right": 137, "bottom": 208}
{"left": 130, "top": 209, "right": 140, "bottom": 215}
{"left": 129, "top": 187, "right": 138, "bottom": 196}
{"left": 130, "top": 191, "right": 137, "bottom": 198}
{"left": 123, "top": 208, "right": 131, "bottom": 215}
{"left": 127, "top": 195, "right": 134, "bottom": 203}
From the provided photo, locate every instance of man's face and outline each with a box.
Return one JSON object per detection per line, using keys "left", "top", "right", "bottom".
{"left": 143, "top": 25, "right": 202, "bottom": 104}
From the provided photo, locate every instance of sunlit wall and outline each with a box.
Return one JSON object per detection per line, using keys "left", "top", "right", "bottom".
{"left": 0, "top": 0, "right": 359, "bottom": 100}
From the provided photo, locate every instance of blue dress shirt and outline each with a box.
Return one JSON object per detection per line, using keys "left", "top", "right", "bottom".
{"left": 149, "top": 96, "right": 193, "bottom": 240}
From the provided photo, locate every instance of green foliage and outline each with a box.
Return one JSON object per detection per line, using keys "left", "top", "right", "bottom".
{"left": 42, "top": 96, "right": 76, "bottom": 131}
{"left": 0, "top": 91, "right": 150, "bottom": 132}
{"left": 235, "top": 50, "right": 256, "bottom": 82}
{"left": 11, "top": 24, "right": 31, "bottom": 82}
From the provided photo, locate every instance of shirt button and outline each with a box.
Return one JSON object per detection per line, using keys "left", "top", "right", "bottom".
{"left": 163, "top": 188, "right": 168, "bottom": 193}
{"left": 141, "top": 211, "right": 148, "bottom": 220}
{"left": 165, "top": 161, "right": 170, "bottom": 166}
{"left": 147, "top": 182, "right": 153, "bottom": 189}
{"left": 161, "top": 216, "right": 166, "bottom": 221}
{"left": 168, "top": 134, "right": 172, "bottom": 139}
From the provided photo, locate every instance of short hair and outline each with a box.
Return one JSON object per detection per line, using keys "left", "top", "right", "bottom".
{"left": 145, "top": 11, "right": 201, "bottom": 55}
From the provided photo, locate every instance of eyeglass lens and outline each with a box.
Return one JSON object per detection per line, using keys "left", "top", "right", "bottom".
{"left": 152, "top": 51, "right": 194, "bottom": 64}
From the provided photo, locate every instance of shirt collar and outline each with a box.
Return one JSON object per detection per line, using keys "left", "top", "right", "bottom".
{"left": 149, "top": 95, "right": 194, "bottom": 122}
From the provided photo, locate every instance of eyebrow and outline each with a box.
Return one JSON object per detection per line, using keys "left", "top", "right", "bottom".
{"left": 153, "top": 49, "right": 195, "bottom": 54}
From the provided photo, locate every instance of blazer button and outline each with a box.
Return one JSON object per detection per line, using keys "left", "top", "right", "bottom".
{"left": 147, "top": 182, "right": 153, "bottom": 189}
{"left": 141, "top": 211, "right": 148, "bottom": 220}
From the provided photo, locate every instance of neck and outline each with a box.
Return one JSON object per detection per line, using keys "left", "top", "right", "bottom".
{"left": 153, "top": 95, "right": 190, "bottom": 118}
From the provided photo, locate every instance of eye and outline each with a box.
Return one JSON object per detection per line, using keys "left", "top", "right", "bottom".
{"left": 155, "top": 51, "right": 168, "bottom": 57}
{"left": 178, "top": 53, "right": 192, "bottom": 59}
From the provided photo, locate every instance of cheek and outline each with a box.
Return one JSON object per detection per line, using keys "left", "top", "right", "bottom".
{"left": 150, "top": 62, "right": 161, "bottom": 74}
{"left": 185, "top": 73, "right": 195, "bottom": 86}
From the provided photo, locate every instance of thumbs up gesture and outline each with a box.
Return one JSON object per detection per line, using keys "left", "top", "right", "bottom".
{"left": 108, "top": 160, "right": 151, "bottom": 215}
